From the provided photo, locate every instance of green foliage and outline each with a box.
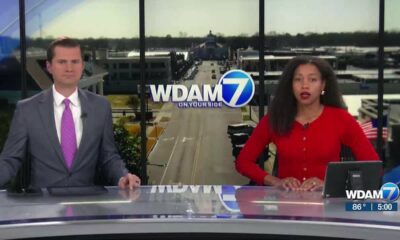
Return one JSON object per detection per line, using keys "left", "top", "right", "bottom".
{"left": 116, "top": 116, "right": 131, "bottom": 126}
{"left": 113, "top": 123, "right": 141, "bottom": 174}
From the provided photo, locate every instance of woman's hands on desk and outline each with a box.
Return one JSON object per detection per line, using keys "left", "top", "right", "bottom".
{"left": 299, "top": 177, "right": 323, "bottom": 191}
{"left": 264, "top": 175, "right": 323, "bottom": 191}
{"left": 264, "top": 175, "right": 301, "bottom": 190}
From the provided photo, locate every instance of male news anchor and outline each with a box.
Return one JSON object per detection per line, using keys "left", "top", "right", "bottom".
{"left": 0, "top": 37, "right": 140, "bottom": 189}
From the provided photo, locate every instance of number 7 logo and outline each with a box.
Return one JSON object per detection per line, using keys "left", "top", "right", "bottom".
{"left": 219, "top": 70, "right": 254, "bottom": 108}
{"left": 381, "top": 182, "right": 399, "bottom": 202}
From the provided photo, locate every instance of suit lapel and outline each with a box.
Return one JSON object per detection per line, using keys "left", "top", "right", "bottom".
{"left": 72, "top": 89, "right": 90, "bottom": 170}
{"left": 38, "top": 88, "right": 67, "bottom": 169}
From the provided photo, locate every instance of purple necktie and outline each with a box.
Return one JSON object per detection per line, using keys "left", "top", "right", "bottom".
{"left": 61, "top": 99, "right": 77, "bottom": 170}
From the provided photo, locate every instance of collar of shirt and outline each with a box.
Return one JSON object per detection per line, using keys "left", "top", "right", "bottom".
{"left": 52, "top": 85, "right": 80, "bottom": 108}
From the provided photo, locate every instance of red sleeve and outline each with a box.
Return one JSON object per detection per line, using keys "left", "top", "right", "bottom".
{"left": 340, "top": 111, "right": 380, "bottom": 161}
{"left": 235, "top": 115, "right": 271, "bottom": 185}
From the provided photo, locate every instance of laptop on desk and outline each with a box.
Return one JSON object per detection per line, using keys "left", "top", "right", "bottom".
{"left": 322, "top": 161, "right": 382, "bottom": 198}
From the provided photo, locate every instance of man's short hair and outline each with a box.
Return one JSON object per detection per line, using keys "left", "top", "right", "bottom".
{"left": 47, "top": 37, "right": 82, "bottom": 62}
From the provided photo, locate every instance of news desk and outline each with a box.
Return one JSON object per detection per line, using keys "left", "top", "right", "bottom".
{"left": 0, "top": 186, "right": 399, "bottom": 240}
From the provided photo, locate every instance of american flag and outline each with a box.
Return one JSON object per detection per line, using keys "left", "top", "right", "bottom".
{"left": 360, "top": 118, "right": 388, "bottom": 140}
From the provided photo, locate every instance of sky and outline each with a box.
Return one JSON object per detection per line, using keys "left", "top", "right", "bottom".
{"left": 1, "top": 0, "right": 400, "bottom": 39}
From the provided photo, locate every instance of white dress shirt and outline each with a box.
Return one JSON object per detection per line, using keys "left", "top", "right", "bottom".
{"left": 53, "top": 85, "right": 83, "bottom": 147}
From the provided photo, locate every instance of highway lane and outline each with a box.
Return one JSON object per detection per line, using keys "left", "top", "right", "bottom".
{"left": 148, "top": 61, "right": 248, "bottom": 185}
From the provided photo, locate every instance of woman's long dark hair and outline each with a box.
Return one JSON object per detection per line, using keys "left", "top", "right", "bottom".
{"left": 268, "top": 56, "right": 346, "bottom": 135}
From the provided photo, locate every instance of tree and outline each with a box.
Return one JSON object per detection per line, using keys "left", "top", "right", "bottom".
{"left": 113, "top": 123, "right": 141, "bottom": 175}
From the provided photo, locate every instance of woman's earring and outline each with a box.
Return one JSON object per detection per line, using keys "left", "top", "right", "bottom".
{"left": 321, "top": 90, "right": 325, "bottom": 95}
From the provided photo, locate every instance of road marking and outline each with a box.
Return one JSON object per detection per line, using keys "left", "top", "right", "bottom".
{"left": 182, "top": 137, "right": 193, "bottom": 143}
{"left": 159, "top": 137, "right": 179, "bottom": 185}
{"left": 148, "top": 137, "right": 175, "bottom": 163}
{"left": 191, "top": 120, "right": 204, "bottom": 184}
{"left": 162, "top": 137, "right": 175, "bottom": 141}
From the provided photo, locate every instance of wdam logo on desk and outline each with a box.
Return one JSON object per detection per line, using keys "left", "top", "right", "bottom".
{"left": 150, "top": 70, "right": 254, "bottom": 108}
{"left": 346, "top": 182, "right": 399, "bottom": 202}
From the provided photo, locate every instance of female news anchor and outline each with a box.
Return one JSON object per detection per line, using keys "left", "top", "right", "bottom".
{"left": 235, "top": 56, "right": 379, "bottom": 191}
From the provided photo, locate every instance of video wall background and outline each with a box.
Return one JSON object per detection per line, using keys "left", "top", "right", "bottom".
{"left": 0, "top": 0, "right": 399, "bottom": 185}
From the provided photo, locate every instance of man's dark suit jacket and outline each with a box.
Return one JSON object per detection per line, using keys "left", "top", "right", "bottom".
{"left": 0, "top": 88, "right": 128, "bottom": 188}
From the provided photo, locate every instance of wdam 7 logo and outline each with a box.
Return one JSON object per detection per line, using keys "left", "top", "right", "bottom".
{"left": 381, "top": 182, "right": 400, "bottom": 202}
{"left": 218, "top": 70, "right": 255, "bottom": 108}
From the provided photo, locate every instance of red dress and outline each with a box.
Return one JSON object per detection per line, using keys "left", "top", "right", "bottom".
{"left": 235, "top": 106, "right": 380, "bottom": 185}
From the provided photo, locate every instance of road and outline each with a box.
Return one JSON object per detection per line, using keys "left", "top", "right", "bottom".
{"left": 147, "top": 61, "right": 248, "bottom": 185}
